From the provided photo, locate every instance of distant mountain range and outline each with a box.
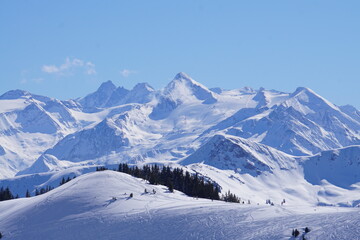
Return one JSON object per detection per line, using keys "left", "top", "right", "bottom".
{"left": 1, "top": 72, "right": 360, "bottom": 206}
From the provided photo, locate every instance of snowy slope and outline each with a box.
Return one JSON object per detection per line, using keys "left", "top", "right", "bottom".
{"left": 182, "top": 134, "right": 296, "bottom": 175}
{"left": 180, "top": 134, "right": 360, "bottom": 207}
{"left": 0, "top": 165, "right": 98, "bottom": 197}
{"left": 302, "top": 145, "right": 360, "bottom": 189}
{"left": 224, "top": 87, "right": 360, "bottom": 155}
{"left": 0, "top": 92, "right": 83, "bottom": 178}
{"left": 0, "top": 170, "right": 359, "bottom": 240}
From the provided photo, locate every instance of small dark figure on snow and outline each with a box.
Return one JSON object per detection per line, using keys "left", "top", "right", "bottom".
{"left": 292, "top": 229, "right": 300, "bottom": 237}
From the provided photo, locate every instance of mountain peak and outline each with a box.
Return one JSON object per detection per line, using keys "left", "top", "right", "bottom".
{"left": 79, "top": 81, "right": 117, "bottom": 110}
{"left": 164, "top": 72, "right": 217, "bottom": 104}
{"left": 293, "top": 87, "right": 312, "bottom": 94}
{"left": 289, "top": 86, "right": 337, "bottom": 110}
{"left": 98, "top": 80, "right": 116, "bottom": 91}
{"left": 0, "top": 89, "right": 32, "bottom": 100}
{"left": 132, "top": 82, "right": 154, "bottom": 92}
{"left": 174, "top": 72, "right": 191, "bottom": 81}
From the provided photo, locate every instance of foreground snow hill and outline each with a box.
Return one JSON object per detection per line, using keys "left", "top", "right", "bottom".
{"left": 0, "top": 171, "right": 359, "bottom": 240}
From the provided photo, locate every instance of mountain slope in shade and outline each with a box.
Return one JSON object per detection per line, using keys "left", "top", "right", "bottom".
{"left": 182, "top": 134, "right": 295, "bottom": 176}
{"left": 79, "top": 80, "right": 117, "bottom": 110}
{"left": 79, "top": 81, "right": 155, "bottom": 111}
{"left": 340, "top": 104, "right": 360, "bottom": 123}
{"left": 302, "top": 145, "right": 360, "bottom": 189}
{"left": 43, "top": 118, "right": 130, "bottom": 162}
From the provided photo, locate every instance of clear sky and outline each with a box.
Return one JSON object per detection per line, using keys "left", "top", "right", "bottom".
{"left": 1, "top": 1, "right": 359, "bottom": 107}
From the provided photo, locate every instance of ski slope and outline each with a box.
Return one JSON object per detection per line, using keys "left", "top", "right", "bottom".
{"left": 0, "top": 171, "right": 359, "bottom": 240}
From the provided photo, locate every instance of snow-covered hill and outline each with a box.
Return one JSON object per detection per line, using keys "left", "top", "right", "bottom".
{"left": 0, "top": 171, "right": 359, "bottom": 240}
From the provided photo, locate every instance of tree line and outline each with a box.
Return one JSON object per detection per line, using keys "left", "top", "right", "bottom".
{"left": 1, "top": 164, "right": 241, "bottom": 203}
{"left": 98, "top": 163, "right": 240, "bottom": 202}
{"left": 0, "top": 187, "right": 16, "bottom": 201}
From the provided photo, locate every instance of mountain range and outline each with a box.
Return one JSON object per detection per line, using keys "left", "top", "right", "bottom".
{"left": 0, "top": 72, "right": 360, "bottom": 207}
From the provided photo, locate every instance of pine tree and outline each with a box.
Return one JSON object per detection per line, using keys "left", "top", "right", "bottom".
{"left": 0, "top": 231, "right": 2, "bottom": 239}
{"left": 60, "top": 177, "right": 66, "bottom": 185}
{"left": 168, "top": 182, "right": 174, "bottom": 192}
{"left": 26, "top": 190, "right": 31, "bottom": 198}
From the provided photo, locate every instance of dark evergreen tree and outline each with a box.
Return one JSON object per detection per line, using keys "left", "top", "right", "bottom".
{"left": 222, "top": 190, "right": 240, "bottom": 203}
{"left": 26, "top": 189, "right": 31, "bottom": 198}
{"left": 96, "top": 166, "right": 108, "bottom": 171}
{"left": 60, "top": 177, "right": 66, "bottom": 185}
{"left": 116, "top": 163, "right": 220, "bottom": 201}
{"left": 168, "top": 182, "right": 174, "bottom": 192}
{"left": 0, "top": 187, "right": 14, "bottom": 201}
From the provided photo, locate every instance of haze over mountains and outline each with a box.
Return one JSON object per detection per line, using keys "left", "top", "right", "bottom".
{"left": 0, "top": 72, "right": 360, "bottom": 207}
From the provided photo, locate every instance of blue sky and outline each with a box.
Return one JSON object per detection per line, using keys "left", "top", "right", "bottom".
{"left": 1, "top": 1, "right": 359, "bottom": 107}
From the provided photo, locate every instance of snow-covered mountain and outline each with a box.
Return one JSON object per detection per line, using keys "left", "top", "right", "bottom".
{"left": 0, "top": 90, "right": 82, "bottom": 177}
{"left": 0, "top": 72, "right": 360, "bottom": 206}
{"left": 182, "top": 134, "right": 296, "bottom": 175}
{"left": 1, "top": 73, "right": 360, "bottom": 238}
{"left": 221, "top": 87, "right": 360, "bottom": 156}
{"left": 79, "top": 80, "right": 155, "bottom": 111}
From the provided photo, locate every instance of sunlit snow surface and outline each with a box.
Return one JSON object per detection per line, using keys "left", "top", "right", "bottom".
{"left": 0, "top": 171, "right": 359, "bottom": 240}
{"left": 0, "top": 74, "right": 360, "bottom": 239}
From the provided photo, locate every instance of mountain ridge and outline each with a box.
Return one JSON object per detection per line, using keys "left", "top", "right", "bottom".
{"left": 0, "top": 72, "right": 359, "bottom": 209}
